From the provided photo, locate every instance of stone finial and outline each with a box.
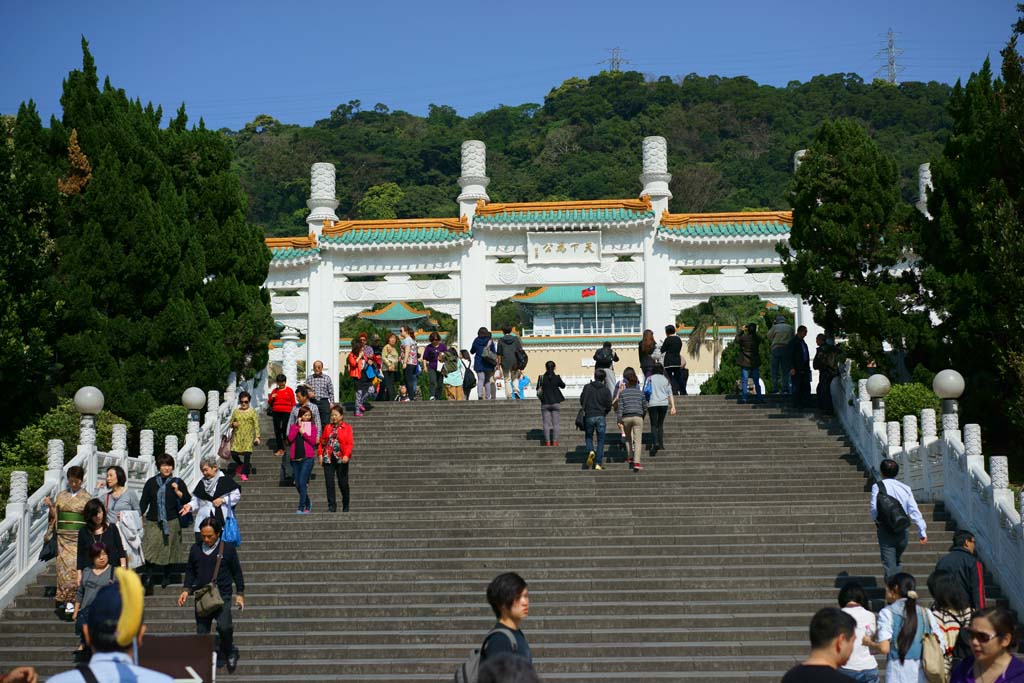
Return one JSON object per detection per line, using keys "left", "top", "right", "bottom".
{"left": 164, "top": 434, "right": 179, "bottom": 456}
{"left": 902, "top": 415, "right": 918, "bottom": 444}
{"left": 793, "top": 149, "right": 808, "bottom": 172}
{"left": 306, "top": 162, "right": 339, "bottom": 235}
{"left": 964, "top": 424, "right": 982, "bottom": 456}
{"left": 140, "top": 430, "right": 154, "bottom": 459}
{"left": 887, "top": 421, "right": 901, "bottom": 448}
{"left": 920, "top": 409, "right": 937, "bottom": 438}
{"left": 9, "top": 471, "right": 28, "bottom": 504}
{"left": 943, "top": 410, "right": 960, "bottom": 433}
{"left": 79, "top": 415, "right": 96, "bottom": 447}
{"left": 47, "top": 440, "right": 64, "bottom": 471}
{"left": 639, "top": 136, "right": 672, "bottom": 200}
{"left": 207, "top": 390, "right": 220, "bottom": 413}
{"left": 457, "top": 140, "right": 490, "bottom": 205}
{"left": 873, "top": 404, "right": 886, "bottom": 424}
{"left": 281, "top": 327, "right": 300, "bottom": 388}
{"left": 111, "top": 424, "right": 127, "bottom": 452}
{"left": 990, "top": 456, "right": 1009, "bottom": 490}
{"left": 916, "top": 163, "right": 933, "bottom": 218}
{"left": 857, "top": 379, "right": 870, "bottom": 402}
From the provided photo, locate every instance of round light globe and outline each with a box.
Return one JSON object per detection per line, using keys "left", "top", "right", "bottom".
{"left": 181, "top": 387, "right": 207, "bottom": 411}
{"left": 865, "top": 374, "right": 891, "bottom": 399}
{"left": 73, "top": 386, "right": 105, "bottom": 415}
{"left": 933, "top": 369, "right": 965, "bottom": 400}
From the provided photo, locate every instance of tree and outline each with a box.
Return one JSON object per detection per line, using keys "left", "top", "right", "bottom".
{"left": 779, "top": 119, "right": 932, "bottom": 370}
{"left": 47, "top": 40, "right": 273, "bottom": 426}
{"left": 918, "top": 9, "right": 1024, "bottom": 441}
{"left": 356, "top": 182, "right": 404, "bottom": 220}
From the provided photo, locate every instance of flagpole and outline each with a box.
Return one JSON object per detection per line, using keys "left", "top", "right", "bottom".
{"left": 594, "top": 286, "right": 599, "bottom": 334}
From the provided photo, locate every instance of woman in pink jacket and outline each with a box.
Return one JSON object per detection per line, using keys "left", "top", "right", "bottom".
{"left": 286, "top": 406, "right": 318, "bottom": 514}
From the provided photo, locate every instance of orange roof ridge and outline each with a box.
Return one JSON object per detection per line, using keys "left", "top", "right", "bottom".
{"left": 322, "top": 215, "right": 468, "bottom": 236}
{"left": 266, "top": 234, "right": 318, "bottom": 249}
{"left": 660, "top": 210, "right": 792, "bottom": 227}
{"left": 475, "top": 195, "right": 652, "bottom": 216}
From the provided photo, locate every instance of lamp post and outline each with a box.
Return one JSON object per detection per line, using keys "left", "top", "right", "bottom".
{"left": 73, "top": 386, "right": 104, "bottom": 494}
{"left": 182, "top": 387, "right": 206, "bottom": 444}
{"left": 866, "top": 374, "right": 890, "bottom": 424}
{"left": 933, "top": 369, "right": 965, "bottom": 432}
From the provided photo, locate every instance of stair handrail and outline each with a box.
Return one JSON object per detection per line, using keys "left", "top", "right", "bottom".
{"left": 833, "top": 364, "right": 1024, "bottom": 618}
{"left": 0, "top": 379, "right": 238, "bottom": 612}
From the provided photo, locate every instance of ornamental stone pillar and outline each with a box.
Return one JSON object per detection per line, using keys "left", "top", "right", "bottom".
{"left": 641, "top": 136, "right": 672, "bottom": 333}
{"left": 282, "top": 327, "right": 300, "bottom": 388}
{"left": 306, "top": 163, "right": 339, "bottom": 237}
{"left": 306, "top": 257, "right": 337, "bottom": 397}
{"left": 916, "top": 163, "right": 932, "bottom": 219}
{"left": 793, "top": 149, "right": 807, "bottom": 171}
{"left": 458, "top": 140, "right": 491, "bottom": 352}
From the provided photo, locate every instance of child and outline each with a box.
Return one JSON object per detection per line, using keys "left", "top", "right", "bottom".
{"left": 73, "top": 542, "right": 114, "bottom": 660}
{"left": 318, "top": 404, "right": 354, "bottom": 512}
{"left": 395, "top": 385, "right": 411, "bottom": 402}
{"left": 837, "top": 583, "right": 879, "bottom": 682}
{"left": 286, "top": 406, "right": 318, "bottom": 514}
{"left": 229, "top": 391, "right": 260, "bottom": 481}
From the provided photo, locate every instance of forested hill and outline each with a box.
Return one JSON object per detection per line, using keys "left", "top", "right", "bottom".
{"left": 226, "top": 71, "right": 953, "bottom": 237}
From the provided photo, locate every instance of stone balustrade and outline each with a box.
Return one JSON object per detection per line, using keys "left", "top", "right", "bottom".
{"left": 833, "top": 368, "right": 1024, "bottom": 618}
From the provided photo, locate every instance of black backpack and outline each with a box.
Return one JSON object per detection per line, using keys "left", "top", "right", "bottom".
{"left": 454, "top": 627, "right": 518, "bottom": 683}
{"left": 514, "top": 347, "right": 528, "bottom": 371}
{"left": 876, "top": 480, "right": 911, "bottom": 534}
{"left": 594, "top": 347, "right": 613, "bottom": 366}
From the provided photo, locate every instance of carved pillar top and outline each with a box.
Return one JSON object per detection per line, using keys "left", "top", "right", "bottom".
{"left": 306, "top": 162, "right": 339, "bottom": 234}
{"left": 793, "top": 149, "right": 808, "bottom": 172}
{"left": 917, "top": 163, "right": 933, "bottom": 218}
{"left": 458, "top": 140, "right": 490, "bottom": 205}
{"left": 920, "top": 409, "right": 937, "bottom": 438}
{"left": 989, "top": 455, "right": 1009, "bottom": 490}
{"left": 47, "top": 440, "right": 64, "bottom": 471}
{"left": 111, "top": 424, "right": 127, "bottom": 452}
{"left": 9, "top": 471, "right": 28, "bottom": 504}
{"left": 964, "top": 424, "right": 982, "bottom": 456}
{"left": 640, "top": 136, "right": 671, "bottom": 199}
{"left": 887, "top": 421, "right": 902, "bottom": 448}
{"left": 139, "top": 430, "right": 154, "bottom": 459}
{"left": 902, "top": 415, "right": 918, "bottom": 444}
{"left": 164, "top": 434, "right": 179, "bottom": 456}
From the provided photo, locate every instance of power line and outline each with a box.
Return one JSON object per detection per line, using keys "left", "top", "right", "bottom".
{"left": 597, "top": 47, "right": 631, "bottom": 72}
{"left": 875, "top": 28, "right": 905, "bottom": 84}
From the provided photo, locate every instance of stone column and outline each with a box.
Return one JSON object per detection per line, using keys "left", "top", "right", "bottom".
{"left": 306, "top": 163, "right": 339, "bottom": 237}
{"left": 282, "top": 327, "right": 300, "bottom": 388}
{"left": 916, "top": 163, "right": 932, "bottom": 219}
{"left": 139, "top": 430, "right": 155, "bottom": 479}
{"left": 458, "top": 140, "right": 491, "bottom": 352}
{"left": 164, "top": 435, "right": 179, "bottom": 456}
{"left": 640, "top": 136, "right": 673, "bottom": 332}
{"left": 6, "top": 471, "right": 29, "bottom": 570}
{"left": 45, "top": 440, "right": 64, "bottom": 488}
{"left": 306, "top": 258, "right": 338, "bottom": 397}
{"left": 78, "top": 414, "right": 97, "bottom": 495}
{"left": 990, "top": 456, "right": 1014, "bottom": 511}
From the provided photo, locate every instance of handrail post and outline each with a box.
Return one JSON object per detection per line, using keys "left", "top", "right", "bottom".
{"left": 6, "top": 472, "right": 29, "bottom": 576}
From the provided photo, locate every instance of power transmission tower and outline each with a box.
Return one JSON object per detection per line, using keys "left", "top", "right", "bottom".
{"left": 874, "top": 29, "right": 904, "bottom": 84}
{"left": 597, "top": 47, "right": 631, "bottom": 72}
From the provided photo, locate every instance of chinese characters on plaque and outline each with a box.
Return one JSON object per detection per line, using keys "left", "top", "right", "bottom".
{"left": 526, "top": 231, "right": 602, "bottom": 265}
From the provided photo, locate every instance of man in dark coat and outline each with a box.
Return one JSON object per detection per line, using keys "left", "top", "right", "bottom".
{"left": 789, "top": 325, "right": 811, "bottom": 408}
{"left": 735, "top": 323, "right": 763, "bottom": 404}
{"left": 934, "top": 530, "right": 985, "bottom": 609}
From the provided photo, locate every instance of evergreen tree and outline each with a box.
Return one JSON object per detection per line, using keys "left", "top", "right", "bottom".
{"left": 779, "top": 119, "right": 932, "bottom": 369}
{"left": 49, "top": 40, "right": 272, "bottom": 426}
{"left": 919, "top": 10, "right": 1024, "bottom": 440}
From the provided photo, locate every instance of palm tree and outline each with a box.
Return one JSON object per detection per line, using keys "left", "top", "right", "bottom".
{"left": 684, "top": 301, "right": 728, "bottom": 372}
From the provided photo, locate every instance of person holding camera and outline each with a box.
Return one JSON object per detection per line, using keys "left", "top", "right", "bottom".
{"left": 736, "top": 322, "right": 764, "bottom": 404}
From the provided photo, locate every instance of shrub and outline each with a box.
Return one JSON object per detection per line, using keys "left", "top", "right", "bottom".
{"left": 884, "top": 382, "right": 941, "bottom": 423}
{"left": 0, "top": 399, "right": 131, "bottom": 471}
{"left": 143, "top": 405, "right": 188, "bottom": 453}
{"left": 699, "top": 335, "right": 773, "bottom": 394}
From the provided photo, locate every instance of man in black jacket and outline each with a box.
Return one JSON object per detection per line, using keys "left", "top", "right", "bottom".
{"left": 789, "top": 325, "right": 811, "bottom": 408}
{"left": 934, "top": 530, "right": 985, "bottom": 609}
{"left": 179, "top": 517, "right": 245, "bottom": 673}
{"left": 581, "top": 371, "right": 613, "bottom": 470}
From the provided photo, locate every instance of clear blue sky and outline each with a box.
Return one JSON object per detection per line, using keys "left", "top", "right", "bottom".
{"left": 2, "top": 0, "right": 1018, "bottom": 130}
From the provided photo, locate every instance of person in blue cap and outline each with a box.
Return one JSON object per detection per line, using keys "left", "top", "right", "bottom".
{"left": 49, "top": 568, "right": 172, "bottom": 682}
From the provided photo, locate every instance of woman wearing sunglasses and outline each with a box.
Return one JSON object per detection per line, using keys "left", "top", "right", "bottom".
{"left": 950, "top": 606, "right": 1023, "bottom": 683}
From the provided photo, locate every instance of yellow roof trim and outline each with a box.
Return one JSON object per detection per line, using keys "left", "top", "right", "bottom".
{"left": 660, "top": 210, "right": 793, "bottom": 227}
{"left": 475, "top": 195, "right": 652, "bottom": 216}
{"left": 321, "top": 215, "right": 469, "bottom": 236}
{"left": 265, "top": 234, "right": 318, "bottom": 249}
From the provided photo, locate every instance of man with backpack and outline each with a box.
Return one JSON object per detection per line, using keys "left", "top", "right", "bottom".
{"left": 455, "top": 572, "right": 533, "bottom": 682}
{"left": 870, "top": 458, "right": 927, "bottom": 580}
{"left": 496, "top": 326, "right": 526, "bottom": 400}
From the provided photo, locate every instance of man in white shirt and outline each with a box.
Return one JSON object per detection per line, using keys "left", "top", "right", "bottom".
{"left": 870, "top": 458, "right": 928, "bottom": 579}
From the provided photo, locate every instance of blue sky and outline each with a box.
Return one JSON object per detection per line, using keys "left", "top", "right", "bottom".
{"left": 2, "top": 0, "right": 1018, "bottom": 130}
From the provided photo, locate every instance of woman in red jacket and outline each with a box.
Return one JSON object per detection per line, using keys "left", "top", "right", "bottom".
{"left": 318, "top": 404, "right": 354, "bottom": 512}
{"left": 286, "top": 406, "right": 318, "bottom": 514}
{"left": 268, "top": 373, "right": 296, "bottom": 456}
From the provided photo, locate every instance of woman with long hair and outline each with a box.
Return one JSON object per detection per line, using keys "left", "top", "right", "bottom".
{"left": 644, "top": 363, "right": 676, "bottom": 456}
{"left": 638, "top": 330, "right": 657, "bottom": 378}
{"left": 347, "top": 339, "right": 372, "bottom": 416}
{"left": 612, "top": 367, "right": 648, "bottom": 472}
{"left": 537, "top": 361, "right": 566, "bottom": 446}
{"left": 471, "top": 327, "right": 497, "bottom": 400}
{"left": 380, "top": 332, "right": 400, "bottom": 402}
{"left": 928, "top": 571, "right": 973, "bottom": 676}
{"left": 287, "top": 406, "right": 319, "bottom": 513}
{"left": 950, "top": 606, "right": 1023, "bottom": 682}
{"left": 864, "top": 572, "right": 943, "bottom": 683}
{"left": 399, "top": 325, "right": 420, "bottom": 399}
{"left": 76, "top": 499, "right": 126, "bottom": 586}
{"left": 43, "top": 465, "right": 91, "bottom": 620}
{"left": 97, "top": 465, "right": 144, "bottom": 569}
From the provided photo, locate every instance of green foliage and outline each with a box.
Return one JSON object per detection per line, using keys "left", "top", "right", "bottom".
{"left": 0, "top": 399, "right": 131, "bottom": 472}
{"left": 679, "top": 296, "right": 790, "bottom": 378}
{"left": 40, "top": 40, "right": 274, "bottom": 428}
{"left": 884, "top": 383, "right": 940, "bottom": 423}
{"left": 356, "top": 182, "right": 404, "bottom": 219}
{"left": 699, "top": 335, "right": 773, "bottom": 394}
{"left": 780, "top": 119, "right": 933, "bottom": 371}
{"left": 230, "top": 72, "right": 953, "bottom": 236}
{"left": 142, "top": 405, "right": 188, "bottom": 453}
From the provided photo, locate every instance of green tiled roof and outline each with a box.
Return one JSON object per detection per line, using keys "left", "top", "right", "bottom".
{"left": 358, "top": 302, "right": 431, "bottom": 322}
{"left": 474, "top": 207, "right": 654, "bottom": 226}
{"left": 320, "top": 227, "right": 469, "bottom": 246}
{"left": 512, "top": 286, "right": 637, "bottom": 305}
{"left": 270, "top": 246, "right": 319, "bottom": 261}
{"left": 659, "top": 220, "right": 790, "bottom": 238}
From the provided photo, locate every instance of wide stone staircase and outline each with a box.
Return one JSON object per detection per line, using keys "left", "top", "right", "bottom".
{"left": 0, "top": 396, "right": 1003, "bottom": 681}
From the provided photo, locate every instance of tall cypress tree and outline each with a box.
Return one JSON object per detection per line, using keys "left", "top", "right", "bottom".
{"left": 50, "top": 40, "right": 272, "bottom": 425}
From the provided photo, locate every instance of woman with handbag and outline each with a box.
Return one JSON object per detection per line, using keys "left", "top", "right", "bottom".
{"left": 536, "top": 361, "right": 565, "bottom": 447}
{"left": 380, "top": 333, "right": 400, "bottom": 402}
{"left": 287, "top": 406, "right": 318, "bottom": 513}
{"left": 228, "top": 391, "right": 260, "bottom": 481}
{"left": 139, "top": 453, "right": 192, "bottom": 591}
{"left": 422, "top": 332, "right": 447, "bottom": 401}
{"left": 179, "top": 516, "right": 245, "bottom": 674}
{"left": 43, "top": 465, "right": 91, "bottom": 620}
{"left": 864, "top": 572, "right": 944, "bottom": 683}
{"left": 97, "top": 465, "right": 145, "bottom": 570}
{"left": 347, "top": 339, "right": 373, "bottom": 417}
{"left": 181, "top": 456, "right": 241, "bottom": 545}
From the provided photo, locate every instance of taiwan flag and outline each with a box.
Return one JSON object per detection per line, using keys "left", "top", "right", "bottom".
{"left": 581, "top": 286, "right": 597, "bottom": 298}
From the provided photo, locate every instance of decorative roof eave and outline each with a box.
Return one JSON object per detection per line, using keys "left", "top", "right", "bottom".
{"left": 471, "top": 196, "right": 656, "bottom": 231}
{"left": 319, "top": 235, "right": 473, "bottom": 252}
{"left": 267, "top": 234, "right": 321, "bottom": 267}
{"left": 660, "top": 210, "right": 793, "bottom": 228}
{"left": 657, "top": 210, "right": 791, "bottom": 244}
{"left": 657, "top": 230, "right": 790, "bottom": 246}
{"left": 318, "top": 215, "right": 471, "bottom": 250}
{"left": 357, "top": 301, "right": 431, "bottom": 321}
